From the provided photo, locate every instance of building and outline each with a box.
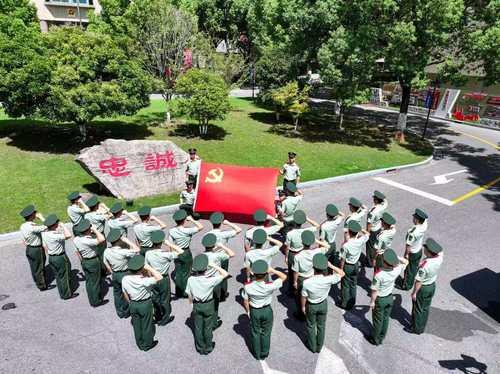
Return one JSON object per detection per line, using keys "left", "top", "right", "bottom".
{"left": 31, "top": 0, "right": 101, "bottom": 32}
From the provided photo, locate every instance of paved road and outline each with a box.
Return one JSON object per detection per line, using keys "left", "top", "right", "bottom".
{"left": 0, "top": 113, "right": 498, "bottom": 374}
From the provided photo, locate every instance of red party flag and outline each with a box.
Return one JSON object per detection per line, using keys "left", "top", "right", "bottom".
{"left": 194, "top": 162, "right": 280, "bottom": 224}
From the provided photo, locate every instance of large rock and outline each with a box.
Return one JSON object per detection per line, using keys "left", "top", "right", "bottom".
{"left": 76, "top": 139, "right": 189, "bottom": 200}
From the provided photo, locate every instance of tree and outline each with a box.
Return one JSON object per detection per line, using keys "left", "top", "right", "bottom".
{"left": 175, "top": 68, "right": 231, "bottom": 135}
{"left": 270, "top": 81, "right": 309, "bottom": 128}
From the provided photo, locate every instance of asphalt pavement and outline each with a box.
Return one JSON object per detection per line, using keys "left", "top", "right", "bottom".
{"left": 0, "top": 111, "right": 499, "bottom": 374}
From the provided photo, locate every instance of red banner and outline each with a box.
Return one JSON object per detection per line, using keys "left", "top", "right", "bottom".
{"left": 194, "top": 162, "right": 280, "bottom": 224}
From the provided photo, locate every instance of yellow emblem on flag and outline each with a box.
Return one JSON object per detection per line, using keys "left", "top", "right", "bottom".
{"left": 205, "top": 168, "right": 224, "bottom": 183}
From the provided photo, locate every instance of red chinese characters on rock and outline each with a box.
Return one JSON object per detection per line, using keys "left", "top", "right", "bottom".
{"left": 99, "top": 157, "right": 131, "bottom": 178}
{"left": 144, "top": 151, "right": 178, "bottom": 171}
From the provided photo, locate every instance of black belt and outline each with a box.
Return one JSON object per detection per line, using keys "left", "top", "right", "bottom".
{"left": 26, "top": 245, "right": 42, "bottom": 248}
{"left": 82, "top": 256, "right": 99, "bottom": 260}
{"left": 193, "top": 298, "right": 213, "bottom": 304}
{"left": 250, "top": 304, "right": 271, "bottom": 309}
{"left": 114, "top": 270, "right": 128, "bottom": 273}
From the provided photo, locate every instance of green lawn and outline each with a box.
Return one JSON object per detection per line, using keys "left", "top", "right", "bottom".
{"left": 0, "top": 98, "right": 431, "bottom": 233}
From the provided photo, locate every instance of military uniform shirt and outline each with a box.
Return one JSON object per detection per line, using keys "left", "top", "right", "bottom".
{"left": 282, "top": 163, "right": 301, "bottom": 181}
{"left": 185, "top": 274, "right": 224, "bottom": 302}
{"left": 243, "top": 279, "right": 283, "bottom": 308}
{"left": 103, "top": 246, "right": 137, "bottom": 272}
{"left": 371, "top": 264, "right": 404, "bottom": 297}
{"left": 320, "top": 216, "right": 344, "bottom": 244}
{"left": 302, "top": 274, "right": 341, "bottom": 304}
{"left": 204, "top": 251, "right": 230, "bottom": 277}
{"left": 292, "top": 248, "right": 325, "bottom": 277}
{"left": 67, "top": 205, "right": 85, "bottom": 225}
{"left": 73, "top": 235, "right": 99, "bottom": 259}
{"left": 415, "top": 254, "right": 443, "bottom": 285}
{"left": 406, "top": 221, "right": 428, "bottom": 253}
{"left": 180, "top": 190, "right": 196, "bottom": 205}
{"left": 344, "top": 207, "right": 368, "bottom": 229}
{"left": 207, "top": 228, "right": 237, "bottom": 247}
{"left": 244, "top": 246, "right": 280, "bottom": 268}
{"left": 84, "top": 211, "right": 107, "bottom": 233}
{"left": 145, "top": 249, "right": 178, "bottom": 275}
{"left": 20, "top": 222, "right": 46, "bottom": 246}
{"left": 134, "top": 222, "right": 161, "bottom": 248}
{"left": 366, "top": 200, "right": 388, "bottom": 232}
{"left": 122, "top": 275, "right": 157, "bottom": 301}
{"left": 168, "top": 226, "right": 198, "bottom": 249}
{"left": 108, "top": 217, "right": 135, "bottom": 236}
{"left": 375, "top": 227, "right": 396, "bottom": 254}
{"left": 42, "top": 231, "right": 66, "bottom": 255}
{"left": 186, "top": 159, "right": 201, "bottom": 177}
{"left": 245, "top": 225, "right": 281, "bottom": 248}
{"left": 281, "top": 195, "right": 303, "bottom": 223}
{"left": 340, "top": 233, "right": 369, "bottom": 264}
{"left": 286, "top": 227, "right": 317, "bottom": 253}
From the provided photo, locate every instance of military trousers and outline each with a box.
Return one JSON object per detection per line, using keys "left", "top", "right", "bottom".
{"left": 130, "top": 299, "right": 156, "bottom": 351}
{"left": 49, "top": 253, "right": 72, "bottom": 299}
{"left": 402, "top": 250, "right": 422, "bottom": 290}
{"left": 95, "top": 241, "right": 107, "bottom": 275}
{"left": 81, "top": 257, "right": 102, "bottom": 306}
{"left": 412, "top": 283, "right": 435, "bottom": 334}
{"left": 372, "top": 294, "right": 394, "bottom": 344}
{"left": 140, "top": 246, "right": 152, "bottom": 257}
{"left": 306, "top": 299, "right": 328, "bottom": 353}
{"left": 174, "top": 249, "right": 193, "bottom": 297}
{"left": 325, "top": 242, "right": 339, "bottom": 267}
{"left": 152, "top": 275, "right": 172, "bottom": 325}
{"left": 283, "top": 179, "right": 297, "bottom": 191}
{"left": 112, "top": 270, "right": 130, "bottom": 318}
{"left": 25, "top": 245, "right": 46, "bottom": 290}
{"left": 366, "top": 230, "right": 380, "bottom": 267}
{"left": 219, "top": 258, "right": 229, "bottom": 301}
{"left": 193, "top": 299, "right": 216, "bottom": 354}
{"left": 287, "top": 251, "right": 297, "bottom": 293}
{"left": 250, "top": 305, "right": 274, "bottom": 360}
{"left": 340, "top": 263, "right": 359, "bottom": 309}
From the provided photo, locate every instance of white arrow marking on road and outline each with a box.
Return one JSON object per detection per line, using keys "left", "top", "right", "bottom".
{"left": 431, "top": 169, "right": 467, "bottom": 185}
{"left": 315, "top": 347, "right": 350, "bottom": 374}
{"left": 260, "top": 361, "right": 289, "bottom": 374}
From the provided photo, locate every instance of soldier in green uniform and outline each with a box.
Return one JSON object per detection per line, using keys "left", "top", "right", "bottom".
{"left": 244, "top": 229, "right": 283, "bottom": 282}
{"left": 207, "top": 212, "right": 241, "bottom": 301}
{"left": 186, "top": 254, "right": 230, "bottom": 355}
{"left": 107, "top": 202, "right": 139, "bottom": 236}
{"left": 245, "top": 209, "right": 283, "bottom": 251}
{"left": 372, "top": 212, "right": 397, "bottom": 266}
{"left": 400, "top": 208, "right": 428, "bottom": 290}
{"left": 122, "top": 255, "right": 163, "bottom": 351}
{"left": 186, "top": 148, "right": 201, "bottom": 186}
{"left": 368, "top": 249, "right": 408, "bottom": 345}
{"left": 145, "top": 230, "right": 184, "bottom": 326}
{"left": 319, "top": 204, "right": 345, "bottom": 267}
{"left": 84, "top": 195, "right": 112, "bottom": 275}
{"left": 42, "top": 214, "right": 76, "bottom": 300}
{"left": 179, "top": 181, "right": 197, "bottom": 218}
{"left": 365, "top": 191, "right": 388, "bottom": 267}
{"left": 278, "top": 182, "right": 304, "bottom": 235}
{"left": 242, "top": 260, "right": 287, "bottom": 360}
{"left": 66, "top": 191, "right": 89, "bottom": 229}
{"left": 168, "top": 209, "right": 204, "bottom": 297}
{"left": 20, "top": 205, "right": 48, "bottom": 291}
{"left": 280, "top": 152, "right": 301, "bottom": 191}
{"left": 339, "top": 221, "right": 369, "bottom": 310}
{"left": 300, "top": 253, "right": 345, "bottom": 352}
{"left": 411, "top": 238, "right": 443, "bottom": 334}
{"left": 103, "top": 229, "right": 140, "bottom": 318}
{"left": 284, "top": 210, "right": 319, "bottom": 294}
{"left": 73, "top": 219, "right": 108, "bottom": 307}
{"left": 134, "top": 206, "right": 167, "bottom": 256}
{"left": 343, "top": 197, "right": 367, "bottom": 241}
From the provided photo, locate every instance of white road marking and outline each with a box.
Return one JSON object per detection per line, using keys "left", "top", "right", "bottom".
{"left": 373, "top": 177, "right": 454, "bottom": 206}
{"left": 260, "top": 360, "right": 288, "bottom": 374}
{"left": 315, "top": 347, "right": 350, "bottom": 374}
{"left": 432, "top": 170, "right": 467, "bottom": 185}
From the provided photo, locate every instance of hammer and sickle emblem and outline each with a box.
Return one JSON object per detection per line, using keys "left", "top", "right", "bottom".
{"left": 205, "top": 168, "right": 224, "bottom": 183}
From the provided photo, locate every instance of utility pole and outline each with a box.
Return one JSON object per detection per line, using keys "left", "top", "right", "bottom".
{"left": 422, "top": 79, "right": 439, "bottom": 139}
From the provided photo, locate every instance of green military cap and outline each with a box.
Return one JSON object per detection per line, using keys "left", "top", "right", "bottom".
{"left": 202, "top": 233, "right": 217, "bottom": 248}
{"left": 326, "top": 204, "right": 339, "bottom": 217}
{"left": 128, "top": 255, "right": 145, "bottom": 271}
{"left": 373, "top": 190, "right": 386, "bottom": 200}
{"left": 382, "top": 248, "right": 399, "bottom": 266}
{"left": 110, "top": 202, "right": 123, "bottom": 214}
{"left": 253, "top": 209, "right": 267, "bottom": 223}
{"left": 286, "top": 182, "right": 297, "bottom": 193}
{"left": 251, "top": 259, "right": 268, "bottom": 275}
{"left": 349, "top": 197, "right": 362, "bottom": 208}
{"left": 252, "top": 228, "right": 267, "bottom": 245}
{"left": 301, "top": 230, "right": 316, "bottom": 246}
{"left": 44, "top": 214, "right": 59, "bottom": 227}
{"left": 193, "top": 254, "right": 209, "bottom": 272}
{"left": 424, "top": 238, "right": 442, "bottom": 254}
{"left": 137, "top": 206, "right": 151, "bottom": 216}
{"left": 413, "top": 208, "right": 428, "bottom": 220}
{"left": 288, "top": 152, "right": 297, "bottom": 158}
{"left": 20, "top": 204, "right": 36, "bottom": 218}
{"left": 293, "top": 210, "right": 307, "bottom": 225}
{"left": 312, "top": 253, "right": 328, "bottom": 271}
{"left": 381, "top": 212, "right": 396, "bottom": 225}
{"left": 151, "top": 230, "right": 166, "bottom": 245}
{"left": 173, "top": 209, "right": 187, "bottom": 222}
{"left": 67, "top": 191, "right": 80, "bottom": 201}
{"left": 107, "top": 228, "right": 122, "bottom": 243}
{"left": 348, "top": 220, "right": 362, "bottom": 233}
{"left": 85, "top": 195, "right": 99, "bottom": 208}
{"left": 210, "top": 212, "right": 224, "bottom": 225}
{"left": 74, "top": 219, "right": 91, "bottom": 234}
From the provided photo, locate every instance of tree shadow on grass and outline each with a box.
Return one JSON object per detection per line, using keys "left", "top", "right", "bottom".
{"left": 168, "top": 123, "right": 229, "bottom": 141}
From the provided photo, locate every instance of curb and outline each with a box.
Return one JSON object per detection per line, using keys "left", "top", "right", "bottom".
{"left": 0, "top": 155, "right": 433, "bottom": 243}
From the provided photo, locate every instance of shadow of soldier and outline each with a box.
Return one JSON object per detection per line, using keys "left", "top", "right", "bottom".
{"left": 439, "top": 354, "right": 488, "bottom": 374}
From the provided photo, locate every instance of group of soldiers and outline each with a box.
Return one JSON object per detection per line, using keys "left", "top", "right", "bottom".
{"left": 19, "top": 150, "right": 443, "bottom": 358}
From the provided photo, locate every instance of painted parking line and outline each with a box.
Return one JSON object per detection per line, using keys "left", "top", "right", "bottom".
{"left": 454, "top": 129, "right": 500, "bottom": 151}
{"left": 452, "top": 176, "right": 500, "bottom": 205}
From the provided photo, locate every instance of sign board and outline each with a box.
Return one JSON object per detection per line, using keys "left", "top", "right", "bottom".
{"left": 76, "top": 139, "right": 189, "bottom": 200}
{"left": 434, "top": 89, "right": 461, "bottom": 118}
